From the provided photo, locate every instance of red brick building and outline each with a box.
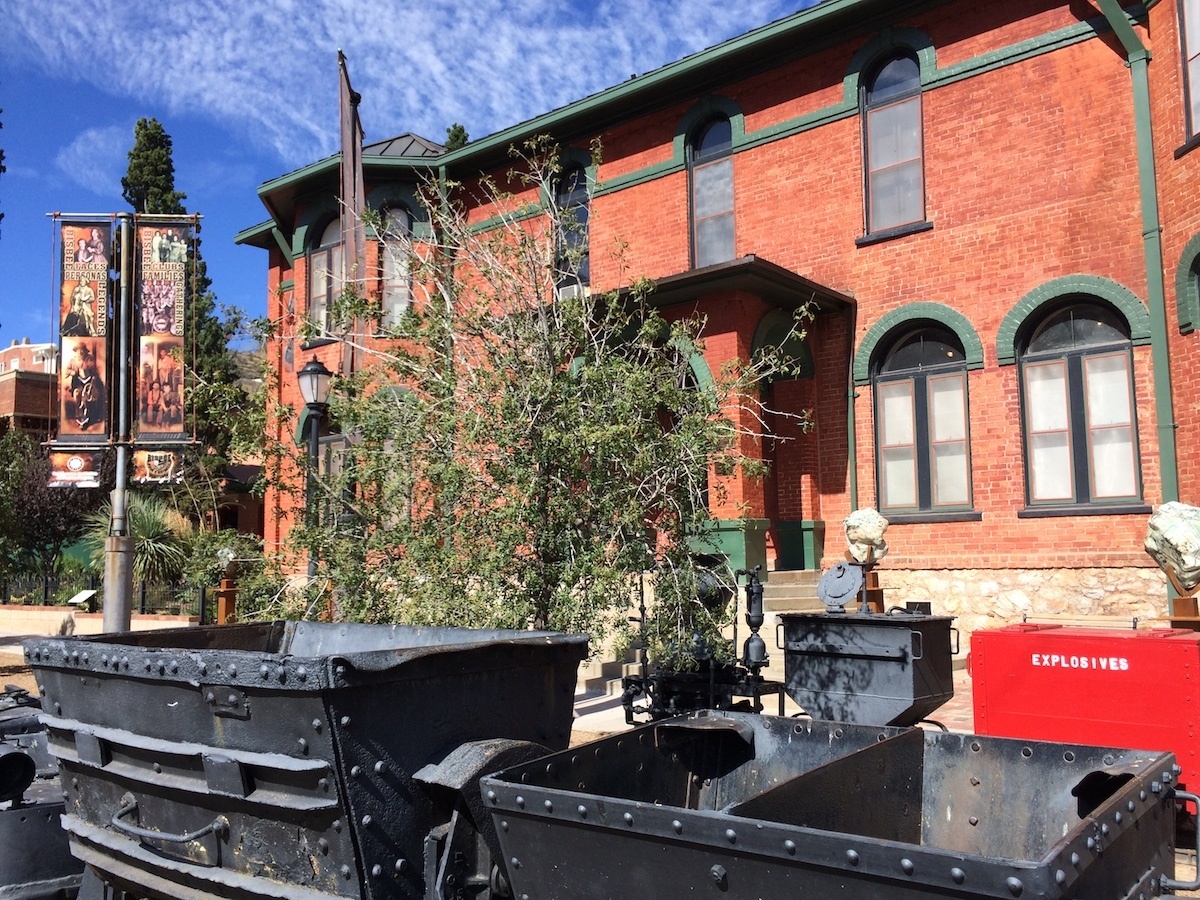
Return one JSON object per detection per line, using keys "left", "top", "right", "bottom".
{"left": 0, "top": 338, "right": 57, "bottom": 439}
{"left": 239, "top": 0, "right": 1200, "bottom": 632}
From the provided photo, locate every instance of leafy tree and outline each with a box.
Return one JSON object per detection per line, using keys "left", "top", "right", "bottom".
{"left": 0, "top": 428, "right": 29, "bottom": 578}
{"left": 6, "top": 437, "right": 108, "bottom": 580}
{"left": 122, "top": 118, "right": 250, "bottom": 522}
{"left": 444, "top": 123, "right": 469, "bottom": 151}
{"left": 267, "top": 139, "right": 809, "bottom": 665}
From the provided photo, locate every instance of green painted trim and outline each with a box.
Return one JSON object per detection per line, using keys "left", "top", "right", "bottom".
{"left": 996, "top": 275, "right": 1152, "bottom": 366}
{"left": 845, "top": 27, "right": 938, "bottom": 91}
{"left": 688, "top": 517, "right": 770, "bottom": 575}
{"left": 293, "top": 197, "right": 340, "bottom": 258}
{"left": 1175, "top": 232, "right": 1200, "bottom": 334}
{"left": 853, "top": 302, "right": 984, "bottom": 385}
{"left": 1097, "top": 0, "right": 1177, "bottom": 506}
{"left": 775, "top": 519, "right": 826, "bottom": 570}
{"left": 593, "top": 18, "right": 1111, "bottom": 200}
{"left": 294, "top": 406, "right": 313, "bottom": 448}
{"left": 752, "top": 308, "right": 814, "bottom": 379}
{"left": 365, "top": 183, "right": 433, "bottom": 241}
{"left": 271, "top": 227, "right": 295, "bottom": 263}
{"left": 926, "top": 19, "right": 1109, "bottom": 91}
{"left": 684, "top": 346, "right": 715, "bottom": 393}
{"left": 258, "top": 157, "right": 339, "bottom": 200}
{"left": 433, "top": 0, "right": 879, "bottom": 169}
{"left": 234, "top": 219, "right": 275, "bottom": 246}
{"left": 676, "top": 95, "right": 747, "bottom": 158}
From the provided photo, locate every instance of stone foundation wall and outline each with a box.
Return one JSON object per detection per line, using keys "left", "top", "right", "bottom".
{"left": 876, "top": 567, "right": 1171, "bottom": 650}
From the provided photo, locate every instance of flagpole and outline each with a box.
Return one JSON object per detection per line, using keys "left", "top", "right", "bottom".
{"left": 103, "top": 212, "right": 134, "bottom": 633}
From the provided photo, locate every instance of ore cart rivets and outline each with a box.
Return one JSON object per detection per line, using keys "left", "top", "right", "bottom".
{"left": 340, "top": 865, "right": 351, "bottom": 879}
{"left": 297, "top": 738, "right": 308, "bottom": 753}
{"left": 312, "top": 719, "right": 322, "bottom": 732}
{"left": 783, "top": 840, "right": 796, "bottom": 855}
{"left": 577, "top": 805, "right": 587, "bottom": 818}
{"left": 725, "top": 828, "right": 737, "bottom": 843}
{"left": 371, "top": 864, "right": 382, "bottom": 877}
{"left": 394, "top": 859, "right": 408, "bottom": 873}
{"left": 544, "top": 799, "right": 553, "bottom": 812}
{"left": 374, "top": 761, "right": 385, "bottom": 774}
{"left": 1056, "top": 869, "right": 1067, "bottom": 885}
{"left": 1006, "top": 876, "right": 1024, "bottom": 896}
{"left": 672, "top": 819, "right": 683, "bottom": 834}
{"left": 900, "top": 858, "right": 914, "bottom": 875}
{"left": 623, "top": 812, "right": 634, "bottom": 826}
{"left": 951, "top": 867, "right": 965, "bottom": 884}
{"left": 845, "top": 850, "right": 859, "bottom": 866}
{"left": 510, "top": 857, "right": 521, "bottom": 869}
{"left": 487, "top": 790, "right": 498, "bottom": 804}
{"left": 516, "top": 796, "right": 525, "bottom": 808}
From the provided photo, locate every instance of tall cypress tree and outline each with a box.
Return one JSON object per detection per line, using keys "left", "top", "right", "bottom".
{"left": 123, "top": 118, "right": 245, "bottom": 521}
{"left": 122, "top": 118, "right": 186, "bottom": 215}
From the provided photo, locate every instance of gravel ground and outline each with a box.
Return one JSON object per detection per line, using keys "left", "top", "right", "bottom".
{"left": 0, "top": 651, "right": 37, "bottom": 694}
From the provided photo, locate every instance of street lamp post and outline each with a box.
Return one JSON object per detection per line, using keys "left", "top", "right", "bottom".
{"left": 297, "top": 357, "right": 333, "bottom": 580}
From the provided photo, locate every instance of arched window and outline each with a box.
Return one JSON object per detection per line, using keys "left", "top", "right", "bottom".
{"left": 862, "top": 52, "right": 924, "bottom": 234}
{"left": 873, "top": 325, "right": 971, "bottom": 512}
{"left": 379, "top": 206, "right": 411, "bottom": 328}
{"left": 307, "top": 219, "right": 343, "bottom": 332}
{"left": 689, "top": 117, "right": 734, "bottom": 268}
{"left": 1019, "top": 302, "right": 1141, "bottom": 506}
{"left": 554, "top": 163, "right": 590, "bottom": 287}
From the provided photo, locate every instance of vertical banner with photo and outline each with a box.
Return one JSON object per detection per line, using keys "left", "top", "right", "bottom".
{"left": 58, "top": 221, "right": 111, "bottom": 442}
{"left": 135, "top": 221, "right": 189, "bottom": 441}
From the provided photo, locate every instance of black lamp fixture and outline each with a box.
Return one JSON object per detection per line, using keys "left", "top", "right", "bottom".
{"left": 298, "top": 357, "right": 333, "bottom": 578}
{"left": 297, "top": 356, "right": 333, "bottom": 411}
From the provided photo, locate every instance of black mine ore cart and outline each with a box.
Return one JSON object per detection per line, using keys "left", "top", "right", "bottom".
{"left": 24, "top": 621, "right": 588, "bottom": 900}
{"left": 481, "top": 709, "right": 1197, "bottom": 899}
{"left": 0, "top": 685, "right": 84, "bottom": 899}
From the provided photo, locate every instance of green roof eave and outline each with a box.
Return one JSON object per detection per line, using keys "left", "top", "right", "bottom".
{"left": 235, "top": 219, "right": 277, "bottom": 249}
{"left": 437, "top": 0, "right": 910, "bottom": 169}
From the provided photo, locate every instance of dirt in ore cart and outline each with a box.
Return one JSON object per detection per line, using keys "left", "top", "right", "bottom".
{"left": 0, "top": 652, "right": 38, "bottom": 695}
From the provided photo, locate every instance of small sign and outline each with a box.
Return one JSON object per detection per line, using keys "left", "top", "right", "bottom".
{"left": 48, "top": 450, "right": 103, "bottom": 488}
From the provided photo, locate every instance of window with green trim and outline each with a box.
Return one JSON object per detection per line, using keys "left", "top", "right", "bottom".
{"left": 688, "top": 118, "right": 735, "bottom": 268}
{"left": 379, "top": 206, "right": 411, "bottom": 329}
{"left": 1019, "top": 302, "right": 1141, "bottom": 507}
{"left": 862, "top": 53, "right": 925, "bottom": 233}
{"left": 554, "top": 163, "right": 589, "bottom": 287}
{"left": 307, "top": 218, "right": 342, "bottom": 333}
{"left": 873, "top": 325, "right": 972, "bottom": 513}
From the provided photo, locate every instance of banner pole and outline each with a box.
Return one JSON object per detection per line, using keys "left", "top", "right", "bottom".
{"left": 103, "top": 212, "right": 135, "bottom": 633}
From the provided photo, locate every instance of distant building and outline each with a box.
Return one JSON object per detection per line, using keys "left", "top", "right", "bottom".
{"left": 0, "top": 338, "right": 57, "bottom": 439}
{"left": 239, "top": 0, "right": 1200, "bottom": 632}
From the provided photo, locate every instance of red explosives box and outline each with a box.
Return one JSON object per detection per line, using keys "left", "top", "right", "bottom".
{"left": 971, "top": 623, "right": 1200, "bottom": 788}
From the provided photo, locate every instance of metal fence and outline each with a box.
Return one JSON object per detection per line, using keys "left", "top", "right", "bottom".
{"left": 1, "top": 576, "right": 214, "bottom": 621}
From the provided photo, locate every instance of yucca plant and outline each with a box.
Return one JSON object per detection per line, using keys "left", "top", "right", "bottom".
{"left": 83, "top": 492, "right": 193, "bottom": 584}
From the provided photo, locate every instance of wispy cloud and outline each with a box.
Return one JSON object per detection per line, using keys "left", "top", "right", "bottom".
{"left": 54, "top": 124, "right": 133, "bottom": 196}
{"left": 2, "top": 0, "right": 805, "bottom": 168}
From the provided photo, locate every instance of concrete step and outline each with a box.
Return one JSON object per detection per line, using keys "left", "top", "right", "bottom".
{"left": 762, "top": 568, "right": 823, "bottom": 614}
{"left": 577, "top": 649, "right": 642, "bottom": 695}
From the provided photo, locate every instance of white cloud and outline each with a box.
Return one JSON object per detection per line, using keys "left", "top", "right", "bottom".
{"left": 54, "top": 124, "right": 133, "bottom": 196}
{"left": 2, "top": 0, "right": 808, "bottom": 168}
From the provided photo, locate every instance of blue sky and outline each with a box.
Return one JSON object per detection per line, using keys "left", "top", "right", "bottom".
{"left": 0, "top": 0, "right": 811, "bottom": 349}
